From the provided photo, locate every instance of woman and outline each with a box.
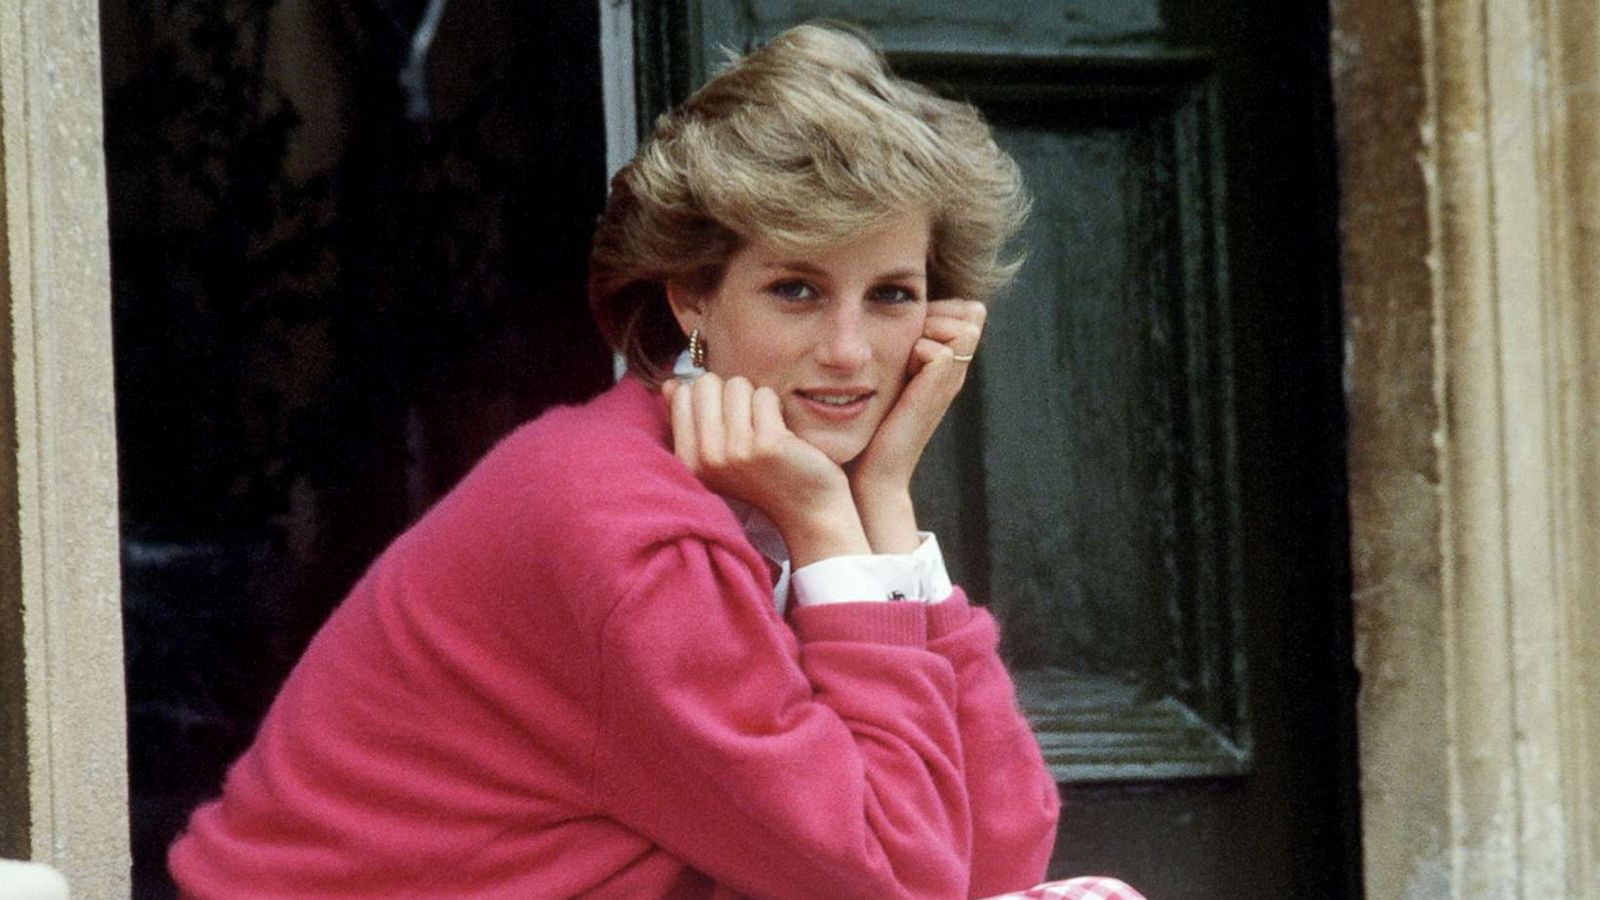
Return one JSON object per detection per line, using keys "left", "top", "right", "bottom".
{"left": 171, "top": 22, "right": 1061, "bottom": 899}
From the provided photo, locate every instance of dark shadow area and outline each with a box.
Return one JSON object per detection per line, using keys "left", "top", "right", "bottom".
{"left": 100, "top": 0, "right": 613, "bottom": 894}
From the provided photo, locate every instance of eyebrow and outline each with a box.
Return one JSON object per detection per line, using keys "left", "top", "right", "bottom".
{"left": 762, "top": 260, "right": 927, "bottom": 280}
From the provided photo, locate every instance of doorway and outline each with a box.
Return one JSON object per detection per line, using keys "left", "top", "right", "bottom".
{"left": 638, "top": 1, "right": 1360, "bottom": 896}
{"left": 102, "top": 0, "right": 1358, "bottom": 896}
{"left": 100, "top": 0, "right": 613, "bottom": 893}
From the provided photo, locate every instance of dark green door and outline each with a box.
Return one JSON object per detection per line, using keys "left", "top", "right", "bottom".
{"left": 638, "top": 3, "right": 1358, "bottom": 897}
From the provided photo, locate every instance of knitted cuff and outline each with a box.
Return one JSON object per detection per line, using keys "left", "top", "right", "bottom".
{"left": 925, "top": 588, "right": 977, "bottom": 641}
{"left": 790, "top": 600, "right": 928, "bottom": 647}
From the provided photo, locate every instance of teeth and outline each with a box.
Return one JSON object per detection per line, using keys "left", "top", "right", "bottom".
{"left": 807, "top": 394, "right": 862, "bottom": 406}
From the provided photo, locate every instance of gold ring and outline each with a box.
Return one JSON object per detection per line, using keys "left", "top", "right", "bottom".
{"left": 952, "top": 352, "right": 975, "bottom": 362}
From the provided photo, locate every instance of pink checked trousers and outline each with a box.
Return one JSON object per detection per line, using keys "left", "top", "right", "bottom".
{"left": 985, "top": 875, "right": 1148, "bottom": 899}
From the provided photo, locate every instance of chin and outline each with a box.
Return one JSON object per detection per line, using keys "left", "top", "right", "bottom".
{"left": 797, "top": 429, "right": 870, "bottom": 466}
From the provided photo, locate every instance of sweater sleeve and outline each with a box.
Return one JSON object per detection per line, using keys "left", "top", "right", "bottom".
{"left": 591, "top": 536, "right": 973, "bottom": 900}
{"left": 927, "top": 590, "right": 1061, "bottom": 898}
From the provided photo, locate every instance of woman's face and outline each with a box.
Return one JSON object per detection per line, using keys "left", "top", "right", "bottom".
{"left": 674, "top": 215, "right": 930, "bottom": 465}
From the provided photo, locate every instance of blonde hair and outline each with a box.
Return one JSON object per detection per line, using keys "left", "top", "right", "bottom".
{"left": 588, "top": 21, "right": 1029, "bottom": 381}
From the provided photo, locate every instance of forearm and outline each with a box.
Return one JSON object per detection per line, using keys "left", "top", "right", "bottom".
{"left": 927, "top": 595, "right": 1060, "bottom": 895}
{"left": 596, "top": 539, "right": 974, "bottom": 899}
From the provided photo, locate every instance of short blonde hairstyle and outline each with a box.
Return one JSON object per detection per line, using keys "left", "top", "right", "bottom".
{"left": 589, "top": 22, "right": 1029, "bottom": 381}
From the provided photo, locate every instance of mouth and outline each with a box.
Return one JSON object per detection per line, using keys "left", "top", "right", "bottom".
{"left": 793, "top": 388, "right": 875, "bottom": 421}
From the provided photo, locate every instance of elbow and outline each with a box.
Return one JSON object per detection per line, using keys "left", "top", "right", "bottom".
{"left": 969, "top": 779, "right": 1061, "bottom": 897}
{"left": 853, "top": 855, "right": 970, "bottom": 900}
{"left": 806, "top": 827, "right": 970, "bottom": 900}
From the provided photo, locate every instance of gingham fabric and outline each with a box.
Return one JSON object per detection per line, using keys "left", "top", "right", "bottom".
{"left": 984, "top": 875, "right": 1148, "bottom": 900}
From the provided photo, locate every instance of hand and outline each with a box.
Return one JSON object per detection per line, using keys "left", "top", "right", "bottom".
{"left": 849, "top": 298, "right": 986, "bottom": 553}
{"left": 663, "top": 374, "right": 870, "bottom": 567}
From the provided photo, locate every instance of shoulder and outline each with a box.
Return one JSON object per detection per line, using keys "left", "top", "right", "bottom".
{"left": 436, "top": 378, "right": 752, "bottom": 576}
{"left": 513, "top": 379, "right": 733, "bottom": 528}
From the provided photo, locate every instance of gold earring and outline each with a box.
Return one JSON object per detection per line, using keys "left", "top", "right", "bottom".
{"left": 688, "top": 327, "right": 707, "bottom": 369}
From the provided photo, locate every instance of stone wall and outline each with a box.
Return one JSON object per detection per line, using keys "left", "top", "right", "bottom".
{"left": 0, "top": 0, "right": 131, "bottom": 896}
{"left": 1330, "top": 0, "right": 1600, "bottom": 895}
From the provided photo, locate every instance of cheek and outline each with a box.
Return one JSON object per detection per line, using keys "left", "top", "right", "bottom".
{"left": 874, "top": 317, "right": 924, "bottom": 395}
{"left": 889, "top": 314, "right": 926, "bottom": 365}
{"left": 703, "top": 305, "right": 786, "bottom": 373}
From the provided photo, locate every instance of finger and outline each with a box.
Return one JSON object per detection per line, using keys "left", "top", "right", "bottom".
{"left": 903, "top": 339, "right": 963, "bottom": 432}
{"left": 907, "top": 330, "right": 958, "bottom": 376}
{"left": 722, "top": 376, "right": 754, "bottom": 459}
{"left": 866, "top": 339, "right": 958, "bottom": 471}
{"left": 751, "top": 386, "right": 787, "bottom": 451}
{"left": 927, "top": 298, "right": 986, "bottom": 328}
{"left": 909, "top": 336, "right": 967, "bottom": 388}
{"left": 922, "top": 315, "right": 983, "bottom": 351}
{"left": 670, "top": 375, "right": 699, "bottom": 471}
{"left": 691, "top": 372, "right": 726, "bottom": 466}
{"left": 912, "top": 336, "right": 957, "bottom": 371}
{"left": 924, "top": 300, "right": 985, "bottom": 356}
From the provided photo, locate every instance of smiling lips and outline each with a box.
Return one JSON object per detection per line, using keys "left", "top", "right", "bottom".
{"left": 794, "top": 388, "right": 875, "bottom": 420}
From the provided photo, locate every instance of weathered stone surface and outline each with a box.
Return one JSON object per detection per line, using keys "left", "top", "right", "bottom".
{"left": 1332, "top": 0, "right": 1600, "bottom": 896}
{"left": 1328, "top": 3, "right": 1450, "bottom": 891}
{"left": 0, "top": 0, "right": 129, "bottom": 895}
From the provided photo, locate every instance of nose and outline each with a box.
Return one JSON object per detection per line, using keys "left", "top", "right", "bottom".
{"left": 816, "top": 301, "right": 871, "bottom": 371}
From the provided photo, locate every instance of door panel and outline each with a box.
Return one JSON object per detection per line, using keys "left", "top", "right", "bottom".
{"left": 637, "top": 2, "right": 1358, "bottom": 897}
{"left": 902, "top": 54, "right": 1247, "bottom": 785}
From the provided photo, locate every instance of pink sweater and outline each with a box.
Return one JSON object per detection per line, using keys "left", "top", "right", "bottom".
{"left": 169, "top": 378, "right": 1059, "bottom": 899}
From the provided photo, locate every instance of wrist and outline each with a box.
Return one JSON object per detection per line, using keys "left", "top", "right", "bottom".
{"left": 851, "top": 483, "right": 920, "bottom": 554}
{"left": 774, "top": 491, "right": 871, "bottom": 568}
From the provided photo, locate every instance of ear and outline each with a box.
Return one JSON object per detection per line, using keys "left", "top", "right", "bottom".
{"left": 664, "top": 279, "right": 703, "bottom": 338}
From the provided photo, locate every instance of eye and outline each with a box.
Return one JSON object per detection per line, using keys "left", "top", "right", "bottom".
{"left": 870, "top": 284, "right": 922, "bottom": 305}
{"left": 767, "top": 280, "right": 818, "bottom": 302}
